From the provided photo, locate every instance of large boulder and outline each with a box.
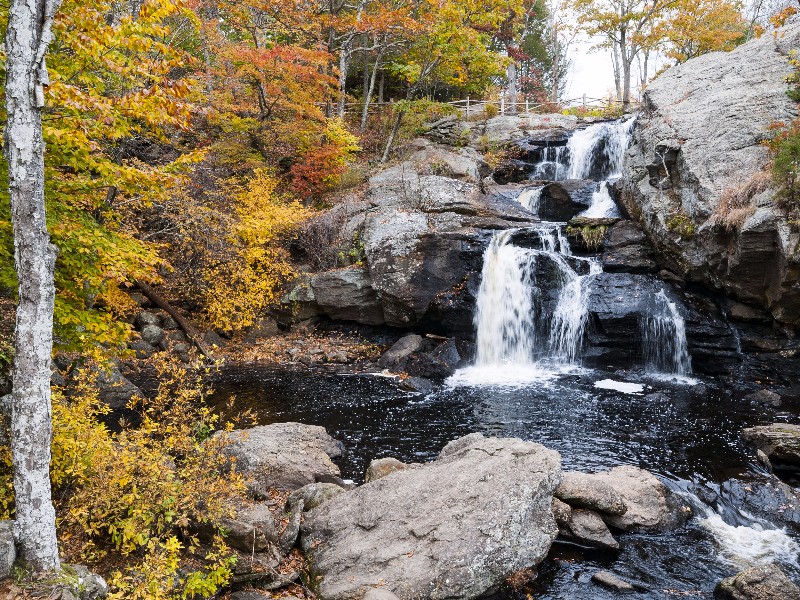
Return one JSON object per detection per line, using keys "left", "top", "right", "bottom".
{"left": 715, "top": 564, "right": 800, "bottom": 600}
{"left": 742, "top": 423, "right": 800, "bottom": 470}
{"left": 537, "top": 180, "right": 595, "bottom": 221}
{"left": 555, "top": 471, "right": 627, "bottom": 515}
{"left": 217, "top": 423, "right": 344, "bottom": 496}
{"left": 310, "top": 266, "right": 385, "bottom": 326}
{"left": 301, "top": 433, "right": 562, "bottom": 600}
{"left": 622, "top": 25, "right": 800, "bottom": 326}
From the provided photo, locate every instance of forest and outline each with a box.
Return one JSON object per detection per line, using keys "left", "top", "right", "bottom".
{"left": 1, "top": 0, "right": 800, "bottom": 599}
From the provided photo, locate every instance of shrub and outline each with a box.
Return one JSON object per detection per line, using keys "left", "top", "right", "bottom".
{"left": 709, "top": 171, "right": 771, "bottom": 230}
{"left": 0, "top": 357, "right": 246, "bottom": 599}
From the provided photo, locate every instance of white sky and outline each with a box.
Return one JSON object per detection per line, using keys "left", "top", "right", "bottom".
{"left": 566, "top": 39, "right": 617, "bottom": 101}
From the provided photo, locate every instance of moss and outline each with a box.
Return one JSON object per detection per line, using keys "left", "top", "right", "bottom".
{"left": 665, "top": 212, "right": 696, "bottom": 237}
{"left": 565, "top": 225, "right": 608, "bottom": 251}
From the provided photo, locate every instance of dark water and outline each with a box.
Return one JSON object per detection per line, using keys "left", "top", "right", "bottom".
{"left": 208, "top": 366, "right": 800, "bottom": 599}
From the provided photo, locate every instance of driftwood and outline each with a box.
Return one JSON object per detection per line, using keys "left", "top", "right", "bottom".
{"left": 135, "top": 280, "right": 213, "bottom": 359}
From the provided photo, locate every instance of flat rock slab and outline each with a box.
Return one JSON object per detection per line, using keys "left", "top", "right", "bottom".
{"left": 742, "top": 424, "right": 800, "bottom": 468}
{"left": 218, "top": 422, "right": 344, "bottom": 495}
{"left": 715, "top": 564, "right": 800, "bottom": 600}
{"left": 301, "top": 433, "right": 562, "bottom": 600}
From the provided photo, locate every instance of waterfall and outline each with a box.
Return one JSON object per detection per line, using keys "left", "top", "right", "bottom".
{"left": 567, "top": 118, "right": 635, "bottom": 180}
{"left": 530, "top": 146, "right": 569, "bottom": 180}
{"left": 579, "top": 181, "right": 622, "bottom": 219}
{"left": 517, "top": 187, "right": 543, "bottom": 213}
{"left": 473, "top": 230, "right": 539, "bottom": 367}
{"left": 642, "top": 290, "right": 692, "bottom": 377}
{"left": 549, "top": 259, "right": 602, "bottom": 363}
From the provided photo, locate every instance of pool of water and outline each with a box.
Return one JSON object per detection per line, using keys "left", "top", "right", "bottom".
{"left": 208, "top": 365, "right": 800, "bottom": 599}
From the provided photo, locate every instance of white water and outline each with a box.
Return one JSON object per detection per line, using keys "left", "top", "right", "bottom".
{"left": 517, "top": 187, "right": 543, "bottom": 213}
{"left": 530, "top": 146, "right": 568, "bottom": 180}
{"left": 642, "top": 290, "right": 692, "bottom": 377}
{"left": 567, "top": 118, "right": 636, "bottom": 180}
{"left": 593, "top": 379, "right": 645, "bottom": 394}
{"left": 699, "top": 509, "right": 800, "bottom": 567}
{"left": 550, "top": 259, "right": 601, "bottom": 363}
{"left": 579, "top": 181, "right": 622, "bottom": 219}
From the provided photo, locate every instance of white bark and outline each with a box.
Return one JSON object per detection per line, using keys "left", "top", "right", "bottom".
{"left": 4, "top": 0, "right": 62, "bottom": 572}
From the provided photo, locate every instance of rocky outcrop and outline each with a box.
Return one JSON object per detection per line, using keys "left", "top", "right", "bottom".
{"left": 0, "top": 521, "right": 14, "bottom": 580}
{"left": 742, "top": 423, "right": 800, "bottom": 470}
{"left": 715, "top": 564, "right": 800, "bottom": 600}
{"left": 217, "top": 423, "right": 344, "bottom": 496}
{"left": 623, "top": 25, "right": 800, "bottom": 326}
{"left": 555, "top": 466, "right": 690, "bottom": 534}
{"left": 301, "top": 433, "right": 561, "bottom": 600}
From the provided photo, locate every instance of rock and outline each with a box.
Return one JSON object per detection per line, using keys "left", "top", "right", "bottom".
{"left": 140, "top": 324, "right": 164, "bottom": 346}
{"left": 325, "top": 350, "right": 349, "bottom": 363}
{"left": 217, "top": 423, "right": 344, "bottom": 495}
{"left": 65, "top": 564, "right": 109, "bottom": 600}
{"left": 743, "top": 390, "right": 782, "bottom": 407}
{"left": 135, "top": 310, "right": 160, "bottom": 329}
{"left": 538, "top": 180, "right": 594, "bottom": 221}
{"left": 363, "top": 590, "right": 402, "bottom": 600}
{"left": 592, "top": 570, "right": 635, "bottom": 593}
{"left": 718, "top": 478, "right": 800, "bottom": 530}
{"left": 595, "top": 466, "right": 691, "bottom": 532}
{"left": 161, "top": 316, "right": 178, "bottom": 330}
{"left": 219, "top": 502, "right": 278, "bottom": 553}
{"left": 287, "top": 482, "right": 347, "bottom": 511}
{"left": 404, "top": 338, "right": 463, "bottom": 379}
{"left": 623, "top": 25, "right": 800, "bottom": 327}
{"left": 204, "top": 330, "right": 225, "bottom": 348}
{"left": 129, "top": 338, "right": 156, "bottom": 359}
{"left": 301, "top": 433, "right": 562, "bottom": 600}
{"left": 406, "top": 144, "right": 489, "bottom": 183}
{"left": 478, "top": 113, "right": 579, "bottom": 145}
{"left": 0, "top": 520, "right": 14, "bottom": 580}
{"left": 398, "top": 376, "right": 435, "bottom": 395}
{"left": 742, "top": 424, "right": 800, "bottom": 469}
{"left": 173, "top": 342, "right": 190, "bottom": 354}
{"left": 555, "top": 471, "right": 627, "bottom": 516}
{"left": 551, "top": 497, "right": 572, "bottom": 527}
{"left": 715, "top": 564, "right": 800, "bottom": 600}
{"left": 364, "top": 457, "right": 412, "bottom": 483}
{"left": 560, "top": 508, "right": 620, "bottom": 550}
{"left": 93, "top": 364, "right": 143, "bottom": 410}
{"left": 377, "top": 335, "right": 425, "bottom": 369}
{"left": 311, "top": 266, "right": 385, "bottom": 326}
{"left": 230, "top": 592, "right": 272, "bottom": 600}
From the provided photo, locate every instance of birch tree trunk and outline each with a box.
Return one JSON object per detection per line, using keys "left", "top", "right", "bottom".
{"left": 5, "top": 0, "right": 62, "bottom": 573}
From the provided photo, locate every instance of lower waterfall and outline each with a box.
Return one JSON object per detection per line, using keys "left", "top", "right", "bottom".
{"left": 642, "top": 289, "right": 693, "bottom": 378}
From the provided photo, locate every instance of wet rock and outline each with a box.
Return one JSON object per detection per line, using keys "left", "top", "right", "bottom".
{"left": 364, "top": 457, "right": 412, "bottom": 483}
{"left": 593, "top": 466, "right": 691, "bottom": 532}
{"left": 742, "top": 424, "right": 800, "bottom": 469}
{"left": 555, "top": 471, "right": 627, "bottom": 515}
{"left": 0, "top": 520, "right": 14, "bottom": 580}
{"left": 560, "top": 508, "right": 619, "bottom": 550}
{"left": 301, "top": 433, "right": 562, "bottom": 600}
{"left": 135, "top": 310, "right": 160, "bottom": 329}
{"left": 217, "top": 423, "right": 344, "bottom": 495}
{"left": 719, "top": 478, "right": 800, "bottom": 529}
{"left": 538, "top": 180, "right": 594, "bottom": 221}
{"left": 592, "top": 570, "right": 635, "bottom": 593}
{"left": 715, "top": 564, "right": 800, "bottom": 600}
{"left": 404, "top": 338, "right": 462, "bottom": 379}
{"left": 377, "top": 335, "right": 425, "bottom": 369}
{"left": 551, "top": 497, "right": 572, "bottom": 527}
{"left": 287, "top": 482, "right": 346, "bottom": 512}
{"left": 399, "top": 376, "right": 435, "bottom": 395}
{"left": 204, "top": 330, "right": 225, "bottom": 348}
{"left": 140, "top": 324, "right": 164, "bottom": 346}
{"left": 623, "top": 25, "right": 800, "bottom": 327}
{"left": 311, "top": 266, "right": 385, "bottom": 326}
{"left": 743, "top": 390, "right": 782, "bottom": 407}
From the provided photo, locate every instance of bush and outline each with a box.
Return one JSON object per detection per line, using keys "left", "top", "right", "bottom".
{"left": 0, "top": 358, "right": 246, "bottom": 599}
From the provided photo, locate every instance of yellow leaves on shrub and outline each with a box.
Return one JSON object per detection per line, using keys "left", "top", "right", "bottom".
{"left": 203, "top": 169, "right": 313, "bottom": 332}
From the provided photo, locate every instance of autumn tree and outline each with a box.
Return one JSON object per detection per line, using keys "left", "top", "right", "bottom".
{"left": 4, "top": 0, "right": 63, "bottom": 573}
{"left": 657, "top": 0, "right": 745, "bottom": 63}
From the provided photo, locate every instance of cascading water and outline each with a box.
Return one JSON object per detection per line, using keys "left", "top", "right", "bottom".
{"left": 516, "top": 186, "right": 543, "bottom": 213}
{"left": 567, "top": 117, "right": 635, "bottom": 180}
{"left": 581, "top": 181, "right": 621, "bottom": 219}
{"left": 642, "top": 289, "right": 693, "bottom": 377}
{"left": 549, "top": 259, "right": 602, "bottom": 364}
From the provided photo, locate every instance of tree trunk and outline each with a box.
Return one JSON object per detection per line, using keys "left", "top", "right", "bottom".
{"left": 337, "top": 39, "right": 352, "bottom": 119}
{"left": 507, "top": 61, "right": 518, "bottom": 115}
{"left": 360, "top": 45, "right": 384, "bottom": 131}
{"left": 611, "top": 42, "right": 622, "bottom": 102}
{"left": 380, "top": 109, "right": 405, "bottom": 164}
{"left": 5, "top": 0, "right": 63, "bottom": 573}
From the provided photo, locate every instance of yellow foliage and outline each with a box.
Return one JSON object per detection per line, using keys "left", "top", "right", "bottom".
{"left": 203, "top": 169, "right": 313, "bottom": 332}
{"left": 0, "top": 358, "right": 245, "bottom": 598}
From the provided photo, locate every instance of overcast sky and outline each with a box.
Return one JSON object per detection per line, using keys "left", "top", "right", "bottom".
{"left": 566, "top": 39, "right": 616, "bottom": 101}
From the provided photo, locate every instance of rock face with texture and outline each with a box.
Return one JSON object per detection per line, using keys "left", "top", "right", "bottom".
{"left": 0, "top": 520, "right": 14, "bottom": 580}
{"left": 715, "top": 564, "right": 800, "bottom": 600}
{"left": 623, "top": 25, "right": 800, "bottom": 325}
{"left": 218, "top": 423, "right": 344, "bottom": 495}
{"left": 742, "top": 423, "right": 800, "bottom": 469}
{"left": 301, "top": 433, "right": 562, "bottom": 600}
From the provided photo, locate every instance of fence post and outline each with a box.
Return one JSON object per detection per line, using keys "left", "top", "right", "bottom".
{"left": 466, "top": 96, "right": 470, "bottom": 119}
{"left": 525, "top": 97, "right": 529, "bottom": 113}
{"left": 501, "top": 96, "right": 505, "bottom": 116}
{"left": 582, "top": 94, "right": 587, "bottom": 109}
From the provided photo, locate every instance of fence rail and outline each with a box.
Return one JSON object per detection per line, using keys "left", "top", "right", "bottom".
{"left": 329, "top": 94, "right": 630, "bottom": 118}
